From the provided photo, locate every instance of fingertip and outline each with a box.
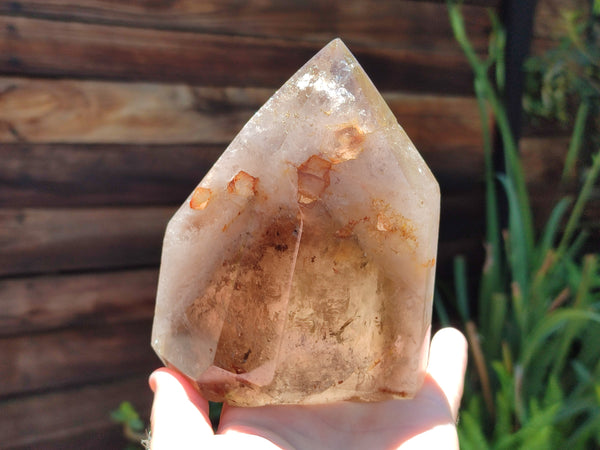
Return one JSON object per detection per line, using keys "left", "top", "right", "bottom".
{"left": 148, "top": 367, "right": 171, "bottom": 393}
{"left": 431, "top": 327, "right": 467, "bottom": 353}
{"left": 149, "top": 373, "right": 156, "bottom": 392}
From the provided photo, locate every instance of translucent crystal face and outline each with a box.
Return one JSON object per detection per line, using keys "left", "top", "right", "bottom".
{"left": 151, "top": 39, "right": 440, "bottom": 406}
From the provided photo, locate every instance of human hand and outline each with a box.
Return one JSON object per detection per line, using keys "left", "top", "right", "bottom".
{"left": 148, "top": 327, "right": 467, "bottom": 450}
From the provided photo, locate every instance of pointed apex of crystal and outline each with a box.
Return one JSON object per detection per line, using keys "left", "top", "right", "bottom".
{"left": 152, "top": 39, "right": 440, "bottom": 406}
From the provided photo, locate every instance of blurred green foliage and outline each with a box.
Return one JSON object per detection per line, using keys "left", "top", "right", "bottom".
{"left": 524, "top": 10, "right": 599, "bottom": 124}
{"left": 524, "top": 4, "right": 599, "bottom": 181}
{"left": 110, "top": 401, "right": 149, "bottom": 449}
{"left": 445, "top": 1, "right": 600, "bottom": 448}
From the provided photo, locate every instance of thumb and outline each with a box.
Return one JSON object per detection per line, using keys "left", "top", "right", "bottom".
{"left": 149, "top": 367, "right": 214, "bottom": 449}
{"left": 426, "top": 327, "right": 468, "bottom": 421}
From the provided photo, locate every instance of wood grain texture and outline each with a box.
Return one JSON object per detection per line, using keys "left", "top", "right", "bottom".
{"left": 0, "top": 78, "right": 264, "bottom": 144}
{"left": 0, "top": 78, "right": 487, "bottom": 206}
{"left": 1, "top": 375, "right": 151, "bottom": 449}
{"left": 530, "top": 0, "right": 590, "bottom": 57}
{"left": 419, "top": 0, "right": 497, "bottom": 3}
{"left": 0, "top": 207, "right": 173, "bottom": 276}
{"left": 0, "top": 16, "right": 478, "bottom": 94}
{"left": 521, "top": 136, "right": 569, "bottom": 228}
{"left": 0, "top": 269, "right": 157, "bottom": 336}
{"left": 7, "top": 425, "right": 145, "bottom": 450}
{"left": 527, "top": 194, "right": 600, "bottom": 244}
{"left": 533, "top": 0, "right": 589, "bottom": 40}
{"left": 0, "top": 0, "right": 495, "bottom": 51}
{"left": 521, "top": 136, "right": 600, "bottom": 234}
{"left": 521, "top": 136, "right": 570, "bottom": 186}
{"left": 0, "top": 143, "right": 222, "bottom": 207}
{"left": 0, "top": 78, "right": 484, "bottom": 146}
{"left": 0, "top": 320, "right": 158, "bottom": 397}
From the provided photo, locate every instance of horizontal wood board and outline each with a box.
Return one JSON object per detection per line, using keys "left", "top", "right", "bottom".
{"left": 0, "top": 207, "right": 172, "bottom": 276}
{"left": 1, "top": 375, "right": 152, "bottom": 449}
{"left": 0, "top": 0, "right": 495, "bottom": 54}
{"left": 0, "top": 78, "right": 485, "bottom": 146}
{"left": 0, "top": 15, "right": 486, "bottom": 94}
{"left": 0, "top": 269, "right": 157, "bottom": 336}
{"left": 0, "top": 320, "right": 158, "bottom": 398}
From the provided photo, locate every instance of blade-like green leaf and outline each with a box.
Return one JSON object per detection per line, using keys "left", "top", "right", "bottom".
{"left": 537, "top": 197, "right": 572, "bottom": 264}
{"left": 454, "top": 255, "right": 470, "bottom": 322}
{"left": 498, "top": 174, "right": 529, "bottom": 298}
{"left": 522, "top": 310, "right": 600, "bottom": 371}
{"left": 433, "top": 289, "right": 450, "bottom": 327}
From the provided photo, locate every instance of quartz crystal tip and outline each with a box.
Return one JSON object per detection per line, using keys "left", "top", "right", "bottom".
{"left": 151, "top": 38, "right": 440, "bottom": 406}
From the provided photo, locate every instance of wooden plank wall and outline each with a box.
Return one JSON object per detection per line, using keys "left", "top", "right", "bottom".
{"left": 2, "top": 0, "right": 594, "bottom": 448}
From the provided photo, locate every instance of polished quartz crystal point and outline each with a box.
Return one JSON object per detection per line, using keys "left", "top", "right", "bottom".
{"left": 151, "top": 38, "right": 440, "bottom": 406}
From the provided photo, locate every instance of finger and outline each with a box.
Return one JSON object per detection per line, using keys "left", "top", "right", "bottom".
{"left": 149, "top": 368, "right": 214, "bottom": 449}
{"left": 426, "top": 327, "right": 468, "bottom": 421}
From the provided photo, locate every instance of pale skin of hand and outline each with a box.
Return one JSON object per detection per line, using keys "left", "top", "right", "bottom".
{"left": 149, "top": 327, "right": 468, "bottom": 450}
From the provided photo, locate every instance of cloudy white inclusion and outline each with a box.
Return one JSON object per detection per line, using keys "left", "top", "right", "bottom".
{"left": 296, "top": 72, "right": 355, "bottom": 109}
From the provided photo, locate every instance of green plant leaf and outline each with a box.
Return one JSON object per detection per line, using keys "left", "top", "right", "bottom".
{"left": 563, "top": 101, "right": 591, "bottom": 181}
{"left": 536, "top": 197, "right": 572, "bottom": 265}
{"left": 458, "top": 410, "right": 490, "bottom": 450}
{"left": 453, "top": 255, "right": 470, "bottom": 322}
{"left": 486, "top": 293, "right": 507, "bottom": 356}
{"left": 110, "top": 401, "right": 144, "bottom": 432}
{"left": 475, "top": 74, "right": 503, "bottom": 325}
{"left": 498, "top": 175, "right": 529, "bottom": 298}
{"left": 209, "top": 401, "right": 223, "bottom": 431}
{"left": 552, "top": 256, "right": 598, "bottom": 375}
{"left": 496, "top": 403, "right": 560, "bottom": 449}
{"left": 565, "top": 413, "right": 600, "bottom": 449}
{"left": 433, "top": 289, "right": 450, "bottom": 327}
{"left": 522, "top": 310, "right": 600, "bottom": 372}
{"left": 557, "top": 153, "right": 600, "bottom": 259}
{"left": 494, "top": 390, "right": 513, "bottom": 443}
{"left": 543, "top": 375, "right": 564, "bottom": 408}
